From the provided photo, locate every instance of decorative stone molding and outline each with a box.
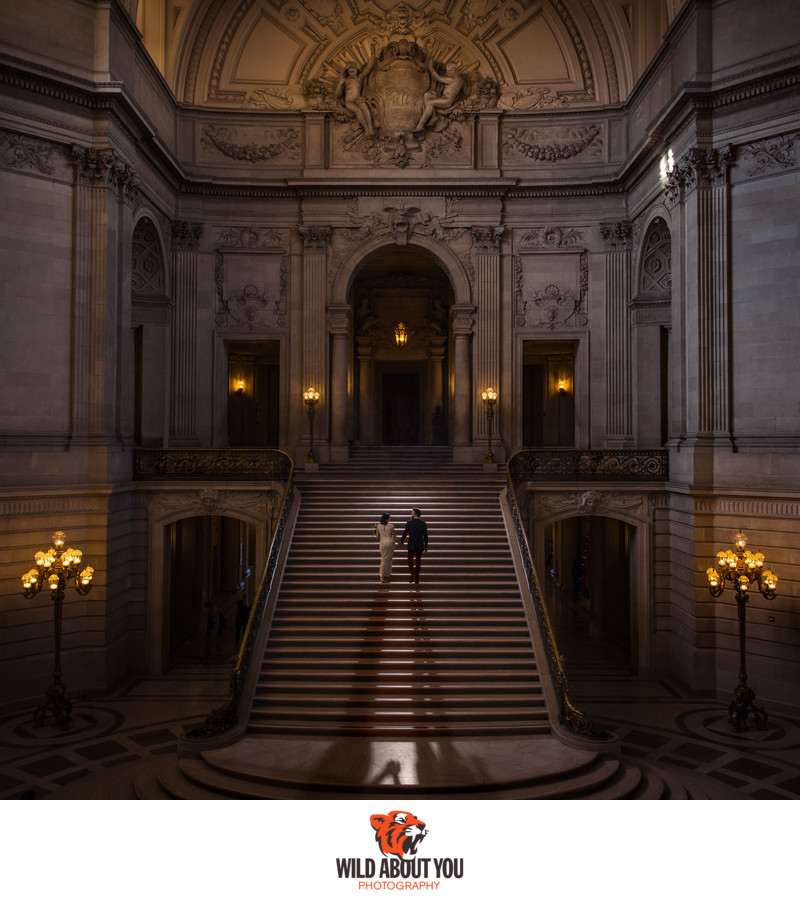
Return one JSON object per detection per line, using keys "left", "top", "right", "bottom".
{"left": 200, "top": 126, "right": 300, "bottom": 164}
{"left": 519, "top": 227, "right": 585, "bottom": 249}
{"left": 637, "top": 217, "right": 672, "bottom": 294}
{"left": 503, "top": 124, "right": 602, "bottom": 163}
{"left": 601, "top": 220, "right": 633, "bottom": 250}
{"left": 219, "top": 283, "right": 286, "bottom": 330}
{"left": 215, "top": 227, "right": 286, "bottom": 250}
{"left": 537, "top": 489, "right": 650, "bottom": 521}
{"left": 517, "top": 283, "right": 586, "bottom": 330}
{"left": 630, "top": 301, "right": 671, "bottom": 326}
{"left": 0, "top": 495, "right": 108, "bottom": 517}
{"left": 0, "top": 129, "right": 57, "bottom": 174}
{"left": 741, "top": 131, "right": 798, "bottom": 176}
{"left": 132, "top": 218, "right": 165, "bottom": 294}
{"left": 108, "top": 160, "right": 140, "bottom": 206}
{"left": 497, "top": 86, "right": 567, "bottom": 111}
{"left": 471, "top": 226, "right": 504, "bottom": 253}
{"left": 146, "top": 488, "right": 274, "bottom": 521}
{"left": 171, "top": 220, "right": 203, "bottom": 251}
{"left": 243, "top": 88, "right": 297, "bottom": 110}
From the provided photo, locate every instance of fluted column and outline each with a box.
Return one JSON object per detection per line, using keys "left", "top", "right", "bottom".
{"left": 70, "top": 147, "right": 139, "bottom": 442}
{"left": 471, "top": 227, "right": 504, "bottom": 443}
{"left": 451, "top": 304, "right": 475, "bottom": 462}
{"left": 299, "top": 226, "right": 332, "bottom": 456}
{"left": 170, "top": 221, "right": 203, "bottom": 446}
{"left": 601, "top": 221, "right": 634, "bottom": 448}
{"left": 667, "top": 147, "right": 733, "bottom": 448}
{"left": 328, "top": 303, "right": 351, "bottom": 463}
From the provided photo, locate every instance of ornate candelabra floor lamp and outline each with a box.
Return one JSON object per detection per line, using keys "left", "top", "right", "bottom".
{"left": 21, "top": 531, "right": 94, "bottom": 729}
{"left": 303, "top": 387, "right": 320, "bottom": 463}
{"left": 481, "top": 388, "right": 497, "bottom": 463}
{"left": 707, "top": 530, "right": 778, "bottom": 732}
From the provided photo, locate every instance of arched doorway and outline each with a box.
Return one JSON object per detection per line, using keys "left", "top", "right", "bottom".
{"left": 351, "top": 246, "right": 453, "bottom": 446}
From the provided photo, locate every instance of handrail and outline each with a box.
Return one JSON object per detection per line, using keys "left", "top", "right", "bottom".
{"left": 508, "top": 448, "right": 668, "bottom": 482}
{"left": 134, "top": 448, "right": 293, "bottom": 480}
{"left": 505, "top": 464, "right": 612, "bottom": 740}
{"left": 184, "top": 452, "right": 295, "bottom": 740}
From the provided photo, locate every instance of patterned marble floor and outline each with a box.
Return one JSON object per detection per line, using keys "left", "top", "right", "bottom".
{"left": 2, "top": 642, "right": 798, "bottom": 800}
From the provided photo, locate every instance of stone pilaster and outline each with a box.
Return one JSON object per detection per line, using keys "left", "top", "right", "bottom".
{"left": 170, "top": 220, "right": 203, "bottom": 446}
{"left": 70, "top": 147, "right": 138, "bottom": 447}
{"left": 299, "top": 226, "right": 332, "bottom": 452}
{"left": 601, "top": 220, "right": 634, "bottom": 448}
{"left": 471, "top": 227, "right": 504, "bottom": 443}
{"left": 668, "top": 147, "right": 734, "bottom": 449}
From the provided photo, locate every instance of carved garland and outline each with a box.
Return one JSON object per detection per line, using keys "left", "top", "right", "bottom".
{"left": 504, "top": 125, "right": 601, "bottom": 163}
{"left": 200, "top": 126, "right": 300, "bottom": 163}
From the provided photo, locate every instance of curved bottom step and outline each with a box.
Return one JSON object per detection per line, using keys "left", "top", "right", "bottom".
{"left": 133, "top": 734, "right": 737, "bottom": 800}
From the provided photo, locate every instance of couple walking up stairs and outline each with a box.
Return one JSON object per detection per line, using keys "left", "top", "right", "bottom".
{"left": 135, "top": 447, "right": 726, "bottom": 798}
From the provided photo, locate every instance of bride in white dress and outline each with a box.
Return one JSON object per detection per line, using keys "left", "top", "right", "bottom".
{"left": 376, "top": 513, "right": 398, "bottom": 582}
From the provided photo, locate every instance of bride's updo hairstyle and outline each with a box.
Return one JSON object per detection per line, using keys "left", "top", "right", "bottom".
{"left": 380, "top": 513, "right": 390, "bottom": 525}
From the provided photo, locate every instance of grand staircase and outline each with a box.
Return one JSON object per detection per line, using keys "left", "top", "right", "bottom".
{"left": 133, "top": 448, "right": 731, "bottom": 799}
{"left": 249, "top": 450, "right": 546, "bottom": 737}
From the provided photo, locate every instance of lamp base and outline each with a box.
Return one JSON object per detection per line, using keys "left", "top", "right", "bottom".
{"left": 33, "top": 678, "right": 72, "bottom": 730}
{"left": 728, "top": 681, "right": 768, "bottom": 732}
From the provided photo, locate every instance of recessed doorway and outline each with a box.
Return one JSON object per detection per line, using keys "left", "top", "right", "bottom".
{"left": 382, "top": 372, "right": 420, "bottom": 444}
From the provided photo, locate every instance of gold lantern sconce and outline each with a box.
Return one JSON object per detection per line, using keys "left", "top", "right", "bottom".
{"left": 303, "top": 387, "right": 320, "bottom": 463}
{"left": 394, "top": 322, "right": 409, "bottom": 348}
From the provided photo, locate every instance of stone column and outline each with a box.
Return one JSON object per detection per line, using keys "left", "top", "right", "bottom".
{"left": 356, "top": 337, "right": 374, "bottom": 445}
{"left": 299, "top": 226, "right": 331, "bottom": 457}
{"left": 601, "top": 220, "right": 634, "bottom": 448}
{"left": 170, "top": 220, "right": 203, "bottom": 447}
{"left": 451, "top": 304, "right": 476, "bottom": 463}
{"left": 471, "top": 227, "right": 504, "bottom": 445}
{"left": 328, "top": 303, "right": 351, "bottom": 463}
{"left": 429, "top": 337, "right": 446, "bottom": 445}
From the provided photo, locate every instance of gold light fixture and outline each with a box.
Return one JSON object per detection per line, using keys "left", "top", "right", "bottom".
{"left": 236, "top": 378, "right": 245, "bottom": 393}
{"left": 481, "top": 388, "right": 498, "bottom": 463}
{"left": 21, "top": 530, "right": 94, "bottom": 729}
{"left": 557, "top": 379, "right": 567, "bottom": 394}
{"left": 707, "top": 529, "right": 778, "bottom": 731}
{"left": 394, "top": 322, "right": 409, "bottom": 348}
{"left": 303, "top": 387, "right": 320, "bottom": 463}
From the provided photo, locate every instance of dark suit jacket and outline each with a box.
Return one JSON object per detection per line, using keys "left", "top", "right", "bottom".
{"left": 401, "top": 517, "right": 428, "bottom": 553}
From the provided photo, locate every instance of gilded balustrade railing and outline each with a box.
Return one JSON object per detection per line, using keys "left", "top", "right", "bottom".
{"left": 508, "top": 448, "right": 668, "bottom": 482}
{"left": 506, "top": 460, "right": 612, "bottom": 740}
{"left": 134, "top": 448, "right": 293, "bottom": 481}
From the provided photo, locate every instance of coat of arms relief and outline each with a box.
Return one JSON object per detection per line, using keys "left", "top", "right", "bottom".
{"left": 327, "top": 4, "right": 481, "bottom": 167}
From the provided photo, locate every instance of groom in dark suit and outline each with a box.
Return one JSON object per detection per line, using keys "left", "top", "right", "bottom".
{"left": 401, "top": 507, "right": 428, "bottom": 584}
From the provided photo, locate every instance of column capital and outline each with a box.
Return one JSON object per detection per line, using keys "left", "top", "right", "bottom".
{"left": 471, "top": 226, "right": 504, "bottom": 253}
{"left": 451, "top": 304, "right": 476, "bottom": 335}
{"left": 600, "top": 220, "right": 633, "bottom": 250}
{"left": 299, "top": 226, "right": 332, "bottom": 249}
{"left": 71, "top": 145, "right": 116, "bottom": 186}
{"left": 665, "top": 145, "right": 733, "bottom": 205}
{"left": 327, "top": 304, "right": 351, "bottom": 334}
{"left": 171, "top": 220, "right": 203, "bottom": 251}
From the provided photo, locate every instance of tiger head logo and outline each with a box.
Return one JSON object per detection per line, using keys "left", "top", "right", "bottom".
{"left": 370, "top": 810, "right": 428, "bottom": 859}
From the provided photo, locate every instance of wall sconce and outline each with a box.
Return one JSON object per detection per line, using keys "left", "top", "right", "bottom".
{"left": 21, "top": 530, "right": 94, "bottom": 729}
{"left": 394, "top": 322, "right": 409, "bottom": 348}
{"left": 236, "top": 379, "right": 245, "bottom": 394}
{"left": 557, "top": 379, "right": 567, "bottom": 394}
{"left": 481, "top": 388, "right": 498, "bottom": 463}
{"left": 303, "top": 387, "right": 320, "bottom": 463}
{"left": 707, "top": 529, "right": 778, "bottom": 731}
